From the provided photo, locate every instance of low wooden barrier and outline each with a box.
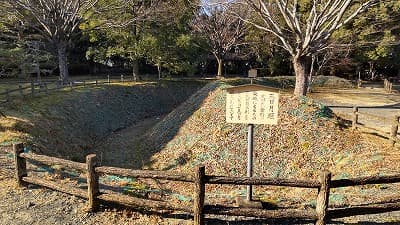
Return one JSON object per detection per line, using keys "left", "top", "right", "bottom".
{"left": 384, "top": 79, "right": 393, "bottom": 93}
{"left": 0, "top": 75, "right": 134, "bottom": 105}
{"left": 351, "top": 106, "right": 399, "bottom": 146}
{"left": 12, "top": 143, "right": 400, "bottom": 225}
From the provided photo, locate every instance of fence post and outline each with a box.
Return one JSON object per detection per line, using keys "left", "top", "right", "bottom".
{"left": 107, "top": 75, "right": 110, "bottom": 84}
{"left": 31, "top": 81, "right": 35, "bottom": 96}
{"left": 384, "top": 79, "right": 387, "bottom": 91}
{"left": 13, "top": 143, "right": 27, "bottom": 187}
{"left": 389, "top": 82, "right": 393, "bottom": 93}
{"left": 19, "top": 85, "right": 23, "bottom": 96}
{"left": 390, "top": 116, "right": 400, "bottom": 147}
{"left": 316, "top": 170, "right": 331, "bottom": 225}
{"left": 5, "top": 89, "right": 10, "bottom": 102}
{"left": 83, "top": 80, "right": 86, "bottom": 87}
{"left": 86, "top": 154, "right": 99, "bottom": 212}
{"left": 121, "top": 75, "right": 124, "bottom": 83}
{"left": 95, "top": 79, "right": 98, "bottom": 86}
{"left": 352, "top": 106, "right": 359, "bottom": 129}
{"left": 357, "top": 79, "right": 362, "bottom": 88}
{"left": 194, "top": 166, "right": 205, "bottom": 225}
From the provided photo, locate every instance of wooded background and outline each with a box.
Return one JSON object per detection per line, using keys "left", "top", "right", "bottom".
{"left": 0, "top": 0, "right": 399, "bottom": 93}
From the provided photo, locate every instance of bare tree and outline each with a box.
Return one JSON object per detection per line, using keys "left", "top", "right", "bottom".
{"left": 191, "top": 2, "right": 248, "bottom": 77}
{"left": 8, "top": 0, "right": 98, "bottom": 83}
{"left": 243, "top": 0, "right": 377, "bottom": 96}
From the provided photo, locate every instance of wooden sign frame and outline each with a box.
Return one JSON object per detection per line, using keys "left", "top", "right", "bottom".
{"left": 225, "top": 84, "right": 279, "bottom": 125}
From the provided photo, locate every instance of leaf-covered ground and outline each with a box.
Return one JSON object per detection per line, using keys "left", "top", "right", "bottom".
{"left": 142, "top": 81, "right": 400, "bottom": 209}
{"left": 0, "top": 81, "right": 205, "bottom": 162}
{"left": 1, "top": 77, "right": 399, "bottom": 224}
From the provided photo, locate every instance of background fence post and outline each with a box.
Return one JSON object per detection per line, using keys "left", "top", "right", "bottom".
{"left": 121, "top": 75, "right": 124, "bottom": 83}
{"left": 19, "top": 85, "right": 23, "bottom": 96}
{"left": 31, "top": 81, "right": 35, "bottom": 96}
{"left": 107, "top": 75, "right": 110, "bottom": 84}
{"left": 13, "top": 143, "right": 27, "bottom": 187}
{"left": 5, "top": 89, "right": 10, "bottom": 102}
{"left": 316, "top": 170, "right": 331, "bottom": 225}
{"left": 390, "top": 116, "right": 399, "bottom": 147}
{"left": 86, "top": 154, "right": 99, "bottom": 212}
{"left": 384, "top": 79, "right": 388, "bottom": 91}
{"left": 194, "top": 166, "right": 205, "bottom": 225}
{"left": 352, "top": 106, "right": 359, "bottom": 129}
{"left": 95, "top": 79, "right": 98, "bottom": 86}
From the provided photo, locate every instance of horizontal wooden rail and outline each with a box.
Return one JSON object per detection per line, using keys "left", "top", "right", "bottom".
{"left": 20, "top": 152, "right": 86, "bottom": 172}
{"left": 22, "top": 176, "right": 87, "bottom": 198}
{"left": 331, "top": 174, "right": 400, "bottom": 188}
{"left": 11, "top": 144, "right": 400, "bottom": 225}
{"left": 357, "top": 111, "right": 393, "bottom": 123}
{"left": 355, "top": 124, "right": 392, "bottom": 138}
{"left": 205, "top": 176, "right": 320, "bottom": 188}
{"left": 0, "top": 86, "right": 31, "bottom": 95}
{"left": 328, "top": 202, "right": 400, "bottom": 219}
{"left": 97, "top": 192, "right": 192, "bottom": 213}
{"left": 0, "top": 76, "right": 138, "bottom": 105}
{"left": 351, "top": 105, "right": 399, "bottom": 146}
{"left": 204, "top": 205, "right": 318, "bottom": 219}
{"left": 96, "top": 166, "right": 193, "bottom": 182}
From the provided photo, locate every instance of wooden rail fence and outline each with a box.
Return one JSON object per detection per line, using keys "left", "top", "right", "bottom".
{"left": 12, "top": 143, "right": 400, "bottom": 225}
{"left": 384, "top": 79, "right": 393, "bottom": 93}
{"left": 352, "top": 106, "right": 399, "bottom": 146}
{"left": 0, "top": 75, "right": 133, "bottom": 105}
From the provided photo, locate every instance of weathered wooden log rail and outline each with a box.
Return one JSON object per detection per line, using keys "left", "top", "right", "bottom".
{"left": 351, "top": 106, "right": 399, "bottom": 146}
{"left": 11, "top": 143, "right": 400, "bottom": 225}
{"left": 0, "top": 75, "right": 135, "bottom": 105}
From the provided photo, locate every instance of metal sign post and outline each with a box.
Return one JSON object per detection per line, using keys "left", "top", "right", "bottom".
{"left": 248, "top": 69, "right": 257, "bottom": 85}
{"left": 247, "top": 123, "right": 254, "bottom": 201}
{"left": 225, "top": 84, "right": 280, "bottom": 203}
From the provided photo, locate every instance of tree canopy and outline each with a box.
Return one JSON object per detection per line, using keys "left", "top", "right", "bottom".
{"left": 0, "top": 0, "right": 399, "bottom": 96}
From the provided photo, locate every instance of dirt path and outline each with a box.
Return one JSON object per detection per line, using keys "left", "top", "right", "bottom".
{"left": 93, "top": 115, "right": 165, "bottom": 169}
{"left": 311, "top": 87, "right": 400, "bottom": 135}
{"left": 0, "top": 147, "right": 194, "bottom": 225}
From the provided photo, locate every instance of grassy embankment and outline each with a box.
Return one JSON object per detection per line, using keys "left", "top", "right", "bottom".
{"left": 2, "top": 76, "right": 397, "bottom": 210}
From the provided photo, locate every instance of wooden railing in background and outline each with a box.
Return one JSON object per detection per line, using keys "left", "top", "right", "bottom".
{"left": 11, "top": 143, "right": 400, "bottom": 225}
{"left": 384, "top": 79, "right": 393, "bottom": 93}
{"left": 352, "top": 106, "right": 399, "bottom": 146}
{"left": 0, "top": 75, "right": 134, "bottom": 105}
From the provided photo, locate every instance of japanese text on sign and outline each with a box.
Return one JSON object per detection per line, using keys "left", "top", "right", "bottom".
{"left": 226, "top": 88, "right": 279, "bottom": 125}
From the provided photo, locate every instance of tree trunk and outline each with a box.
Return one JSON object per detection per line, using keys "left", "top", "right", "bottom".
{"left": 132, "top": 59, "right": 139, "bottom": 82}
{"left": 293, "top": 55, "right": 312, "bottom": 97}
{"left": 369, "top": 62, "right": 376, "bottom": 80}
{"left": 157, "top": 64, "right": 161, "bottom": 80}
{"left": 34, "top": 42, "right": 41, "bottom": 83}
{"left": 307, "top": 55, "right": 316, "bottom": 93}
{"left": 36, "top": 59, "right": 41, "bottom": 83}
{"left": 216, "top": 57, "right": 223, "bottom": 78}
{"left": 57, "top": 42, "right": 69, "bottom": 83}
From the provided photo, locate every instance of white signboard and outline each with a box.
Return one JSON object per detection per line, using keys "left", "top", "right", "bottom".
{"left": 226, "top": 84, "right": 279, "bottom": 125}
{"left": 248, "top": 69, "right": 257, "bottom": 78}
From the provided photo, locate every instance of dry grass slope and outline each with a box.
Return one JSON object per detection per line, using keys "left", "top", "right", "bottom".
{"left": 143, "top": 81, "right": 399, "bottom": 207}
